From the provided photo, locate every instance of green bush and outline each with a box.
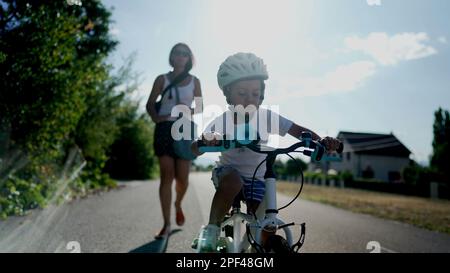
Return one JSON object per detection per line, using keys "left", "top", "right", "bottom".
{"left": 0, "top": 1, "right": 147, "bottom": 218}
{"left": 104, "top": 111, "right": 157, "bottom": 180}
{"left": 403, "top": 162, "right": 435, "bottom": 187}
{"left": 354, "top": 178, "right": 386, "bottom": 184}
{"left": 340, "top": 171, "right": 354, "bottom": 183}
{"left": 0, "top": 176, "right": 46, "bottom": 218}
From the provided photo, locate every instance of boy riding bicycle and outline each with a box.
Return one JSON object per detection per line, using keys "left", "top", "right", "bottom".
{"left": 191, "top": 52, "right": 341, "bottom": 252}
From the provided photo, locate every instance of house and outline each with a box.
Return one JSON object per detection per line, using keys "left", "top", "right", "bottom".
{"left": 309, "top": 131, "right": 412, "bottom": 182}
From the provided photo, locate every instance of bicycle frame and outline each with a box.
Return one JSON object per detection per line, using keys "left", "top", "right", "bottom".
{"left": 216, "top": 176, "right": 296, "bottom": 253}
{"left": 254, "top": 177, "right": 294, "bottom": 246}
{"left": 219, "top": 208, "right": 252, "bottom": 253}
{"left": 194, "top": 131, "right": 342, "bottom": 253}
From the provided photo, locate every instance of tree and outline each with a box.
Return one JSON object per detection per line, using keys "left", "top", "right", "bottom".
{"left": 104, "top": 107, "right": 157, "bottom": 180}
{"left": 0, "top": 0, "right": 120, "bottom": 214}
{"left": 430, "top": 108, "right": 450, "bottom": 185}
{"left": 273, "top": 159, "right": 286, "bottom": 178}
{"left": 0, "top": 1, "right": 118, "bottom": 167}
{"left": 285, "top": 157, "right": 307, "bottom": 179}
{"left": 0, "top": 1, "right": 157, "bottom": 217}
{"left": 272, "top": 157, "right": 307, "bottom": 180}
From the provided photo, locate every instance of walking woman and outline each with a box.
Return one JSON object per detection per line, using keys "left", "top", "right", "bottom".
{"left": 146, "top": 43, "right": 203, "bottom": 239}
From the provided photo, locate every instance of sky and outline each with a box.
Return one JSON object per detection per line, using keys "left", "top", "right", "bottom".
{"left": 101, "top": 0, "right": 450, "bottom": 166}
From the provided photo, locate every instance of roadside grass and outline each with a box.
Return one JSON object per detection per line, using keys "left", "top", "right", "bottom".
{"left": 277, "top": 181, "right": 450, "bottom": 235}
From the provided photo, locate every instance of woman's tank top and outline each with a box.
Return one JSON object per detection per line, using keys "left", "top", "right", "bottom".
{"left": 158, "top": 73, "right": 195, "bottom": 121}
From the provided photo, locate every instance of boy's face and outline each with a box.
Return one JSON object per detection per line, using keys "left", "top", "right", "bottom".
{"left": 228, "top": 79, "right": 262, "bottom": 109}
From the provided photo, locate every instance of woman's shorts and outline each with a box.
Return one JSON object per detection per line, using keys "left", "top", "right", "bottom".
{"left": 153, "top": 121, "right": 179, "bottom": 159}
{"left": 211, "top": 166, "right": 265, "bottom": 203}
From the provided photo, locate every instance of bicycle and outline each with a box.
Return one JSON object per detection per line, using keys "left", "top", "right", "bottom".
{"left": 191, "top": 130, "right": 343, "bottom": 253}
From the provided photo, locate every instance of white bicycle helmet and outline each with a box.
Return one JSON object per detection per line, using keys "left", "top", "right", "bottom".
{"left": 217, "top": 52, "right": 269, "bottom": 91}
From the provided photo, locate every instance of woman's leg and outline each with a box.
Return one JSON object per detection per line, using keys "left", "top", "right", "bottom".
{"left": 174, "top": 159, "right": 190, "bottom": 225}
{"left": 174, "top": 158, "right": 190, "bottom": 211}
{"left": 158, "top": 155, "right": 175, "bottom": 231}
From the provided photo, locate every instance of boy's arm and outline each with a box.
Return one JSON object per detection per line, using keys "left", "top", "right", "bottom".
{"left": 287, "top": 123, "right": 321, "bottom": 141}
{"left": 288, "top": 123, "right": 342, "bottom": 151}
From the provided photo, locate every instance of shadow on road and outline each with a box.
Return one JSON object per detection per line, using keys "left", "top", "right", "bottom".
{"left": 129, "top": 229, "right": 181, "bottom": 253}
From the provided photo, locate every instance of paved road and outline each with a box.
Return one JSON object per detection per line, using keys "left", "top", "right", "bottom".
{"left": 1, "top": 172, "right": 449, "bottom": 253}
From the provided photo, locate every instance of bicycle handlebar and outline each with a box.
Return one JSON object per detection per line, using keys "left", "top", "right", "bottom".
{"left": 198, "top": 132, "right": 344, "bottom": 162}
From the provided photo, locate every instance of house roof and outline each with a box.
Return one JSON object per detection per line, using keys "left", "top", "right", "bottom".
{"left": 337, "top": 131, "right": 411, "bottom": 157}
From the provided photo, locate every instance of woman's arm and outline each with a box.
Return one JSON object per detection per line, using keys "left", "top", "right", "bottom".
{"left": 191, "top": 77, "right": 203, "bottom": 116}
{"left": 146, "top": 75, "right": 169, "bottom": 123}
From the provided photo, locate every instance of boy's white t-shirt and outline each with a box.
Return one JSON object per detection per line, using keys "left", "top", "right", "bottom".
{"left": 203, "top": 107, "right": 293, "bottom": 181}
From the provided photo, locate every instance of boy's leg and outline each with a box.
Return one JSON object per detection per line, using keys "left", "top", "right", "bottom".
{"left": 208, "top": 170, "right": 243, "bottom": 225}
{"left": 246, "top": 201, "right": 260, "bottom": 215}
{"left": 197, "top": 167, "right": 243, "bottom": 252}
{"left": 255, "top": 194, "right": 267, "bottom": 220}
{"left": 243, "top": 178, "right": 266, "bottom": 216}
{"left": 241, "top": 178, "right": 266, "bottom": 252}
{"left": 239, "top": 200, "right": 261, "bottom": 253}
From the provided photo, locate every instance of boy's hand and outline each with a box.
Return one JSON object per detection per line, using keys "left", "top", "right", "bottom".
{"left": 192, "top": 132, "right": 223, "bottom": 155}
{"left": 201, "top": 132, "right": 223, "bottom": 146}
{"left": 319, "top": 136, "right": 342, "bottom": 152}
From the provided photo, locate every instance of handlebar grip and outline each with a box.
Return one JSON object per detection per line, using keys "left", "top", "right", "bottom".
{"left": 198, "top": 139, "right": 235, "bottom": 153}
{"left": 199, "top": 146, "right": 224, "bottom": 153}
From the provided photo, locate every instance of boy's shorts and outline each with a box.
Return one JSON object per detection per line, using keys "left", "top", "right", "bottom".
{"left": 211, "top": 166, "right": 265, "bottom": 203}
